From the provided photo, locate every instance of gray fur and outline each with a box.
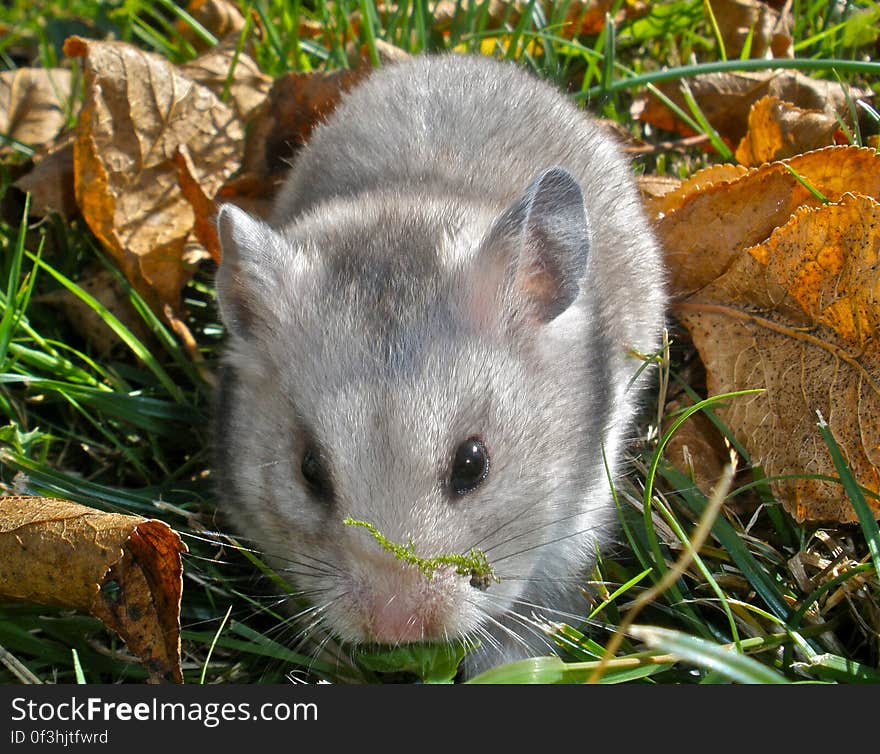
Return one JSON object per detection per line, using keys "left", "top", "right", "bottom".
{"left": 214, "top": 54, "right": 666, "bottom": 679}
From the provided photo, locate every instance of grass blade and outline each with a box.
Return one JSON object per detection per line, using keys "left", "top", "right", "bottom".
{"left": 578, "top": 57, "right": 880, "bottom": 100}
{"left": 71, "top": 648, "right": 86, "bottom": 684}
{"left": 629, "top": 625, "right": 789, "bottom": 683}
{"left": 816, "top": 412, "right": 880, "bottom": 583}
{"left": 200, "top": 604, "right": 233, "bottom": 684}
{"left": 26, "top": 253, "right": 187, "bottom": 404}
{"left": 659, "top": 461, "right": 801, "bottom": 630}
{"left": 792, "top": 653, "right": 880, "bottom": 684}
{"left": 0, "top": 196, "right": 34, "bottom": 366}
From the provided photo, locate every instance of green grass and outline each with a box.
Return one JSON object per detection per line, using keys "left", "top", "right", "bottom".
{"left": 0, "top": 0, "right": 878, "bottom": 685}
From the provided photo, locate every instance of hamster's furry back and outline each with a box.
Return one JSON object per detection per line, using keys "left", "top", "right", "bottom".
{"left": 273, "top": 54, "right": 663, "bottom": 379}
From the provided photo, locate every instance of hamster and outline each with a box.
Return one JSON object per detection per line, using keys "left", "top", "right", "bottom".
{"left": 213, "top": 53, "right": 666, "bottom": 679}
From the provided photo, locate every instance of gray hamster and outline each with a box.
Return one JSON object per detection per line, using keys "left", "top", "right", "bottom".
{"left": 213, "top": 53, "right": 666, "bottom": 679}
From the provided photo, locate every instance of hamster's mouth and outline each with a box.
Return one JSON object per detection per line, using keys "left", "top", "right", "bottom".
{"left": 351, "top": 639, "right": 478, "bottom": 683}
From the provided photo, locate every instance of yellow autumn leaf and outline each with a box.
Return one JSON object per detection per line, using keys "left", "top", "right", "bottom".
{"left": 735, "top": 95, "right": 839, "bottom": 167}
{"left": 656, "top": 146, "right": 880, "bottom": 296}
{"left": 675, "top": 193, "right": 880, "bottom": 522}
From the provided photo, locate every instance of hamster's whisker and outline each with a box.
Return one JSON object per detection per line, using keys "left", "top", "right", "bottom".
{"left": 486, "top": 598, "right": 566, "bottom": 646}
{"left": 496, "top": 574, "right": 591, "bottom": 584}
{"left": 289, "top": 550, "right": 346, "bottom": 576}
{"left": 487, "top": 518, "right": 617, "bottom": 566}
{"left": 297, "top": 606, "right": 332, "bottom": 641}
{"left": 181, "top": 605, "right": 270, "bottom": 632}
{"left": 469, "top": 596, "right": 531, "bottom": 646}
{"left": 184, "top": 529, "right": 296, "bottom": 554}
{"left": 483, "top": 606, "right": 556, "bottom": 656}
{"left": 476, "top": 499, "right": 610, "bottom": 558}
{"left": 308, "top": 636, "right": 335, "bottom": 676}
{"left": 467, "top": 465, "right": 611, "bottom": 554}
{"left": 256, "top": 547, "right": 344, "bottom": 577}
{"left": 465, "top": 474, "right": 572, "bottom": 552}
{"left": 277, "top": 564, "right": 340, "bottom": 583}
{"left": 276, "top": 565, "right": 336, "bottom": 581}
{"left": 486, "top": 592, "right": 586, "bottom": 625}
{"left": 295, "top": 609, "right": 349, "bottom": 676}
{"left": 480, "top": 518, "right": 615, "bottom": 570}
{"left": 277, "top": 595, "right": 334, "bottom": 624}
{"left": 488, "top": 591, "right": 617, "bottom": 634}
{"left": 469, "top": 623, "right": 504, "bottom": 656}
{"left": 210, "top": 531, "right": 343, "bottom": 576}
{"left": 288, "top": 601, "right": 337, "bottom": 651}
{"left": 244, "top": 597, "right": 333, "bottom": 648}
{"left": 465, "top": 608, "right": 521, "bottom": 655}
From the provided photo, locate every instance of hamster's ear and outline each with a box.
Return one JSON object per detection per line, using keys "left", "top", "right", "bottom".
{"left": 216, "top": 203, "right": 293, "bottom": 338}
{"left": 480, "top": 166, "right": 591, "bottom": 323}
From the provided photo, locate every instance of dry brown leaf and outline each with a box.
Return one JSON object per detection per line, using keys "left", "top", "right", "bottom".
{"left": 176, "top": 0, "right": 245, "bottom": 52}
{"left": 225, "top": 67, "right": 367, "bottom": 206}
{"left": 0, "top": 495, "right": 187, "bottom": 681}
{"left": 0, "top": 68, "right": 73, "bottom": 155}
{"left": 431, "top": 0, "right": 511, "bottom": 30}
{"left": 174, "top": 145, "right": 221, "bottom": 263}
{"left": 638, "top": 173, "right": 682, "bottom": 207}
{"left": 663, "top": 407, "right": 731, "bottom": 496}
{"left": 708, "top": 0, "right": 793, "bottom": 60}
{"left": 594, "top": 117, "right": 646, "bottom": 150}
{"left": 181, "top": 34, "right": 271, "bottom": 122}
{"left": 13, "top": 134, "right": 77, "bottom": 219}
{"left": 65, "top": 36, "right": 243, "bottom": 315}
{"left": 675, "top": 193, "right": 880, "bottom": 522}
{"left": 631, "top": 70, "right": 869, "bottom": 144}
{"left": 215, "top": 175, "right": 275, "bottom": 220}
{"left": 431, "top": 0, "right": 646, "bottom": 38}
{"left": 560, "top": 0, "right": 649, "bottom": 36}
{"left": 346, "top": 39, "right": 412, "bottom": 68}
{"left": 644, "top": 163, "right": 751, "bottom": 219}
{"left": 735, "top": 95, "right": 840, "bottom": 166}
{"left": 35, "top": 263, "right": 155, "bottom": 355}
{"left": 657, "top": 146, "right": 880, "bottom": 296}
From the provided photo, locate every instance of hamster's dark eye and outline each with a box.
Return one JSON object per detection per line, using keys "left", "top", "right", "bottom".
{"left": 301, "top": 447, "right": 333, "bottom": 502}
{"left": 450, "top": 437, "right": 490, "bottom": 495}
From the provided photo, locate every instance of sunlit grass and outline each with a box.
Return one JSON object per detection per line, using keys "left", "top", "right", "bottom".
{"left": 0, "top": 0, "right": 877, "bottom": 684}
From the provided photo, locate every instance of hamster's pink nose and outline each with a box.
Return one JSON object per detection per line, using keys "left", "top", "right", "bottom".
{"left": 368, "top": 596, "right": 430, "bottom": 644}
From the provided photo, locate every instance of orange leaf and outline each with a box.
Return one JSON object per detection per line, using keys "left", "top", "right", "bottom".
{"left": 631, "top": 70, "right": 868, "bottom": 144}
{"left": 735, "top": 95, "right": 839, "bottom": 166}
{"left": 675, "top": 193, "right": 880, "bottom": 522}
{"left": 645, "top": 163, "right": 751, "bottom": 219}
{"left": 657, "top": 146, "right": 880, "bottom": 296}
{"left": 174, "top": 145, "right": 221, "bottom": 263}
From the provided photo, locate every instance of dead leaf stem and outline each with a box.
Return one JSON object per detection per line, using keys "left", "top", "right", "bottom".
{"left": 673, "top": 301, "right": 880, "bottom": 398}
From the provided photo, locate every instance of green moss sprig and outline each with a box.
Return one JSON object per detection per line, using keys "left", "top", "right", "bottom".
{"left": 343, "top": 517, "right": 499, "bottom": 587}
